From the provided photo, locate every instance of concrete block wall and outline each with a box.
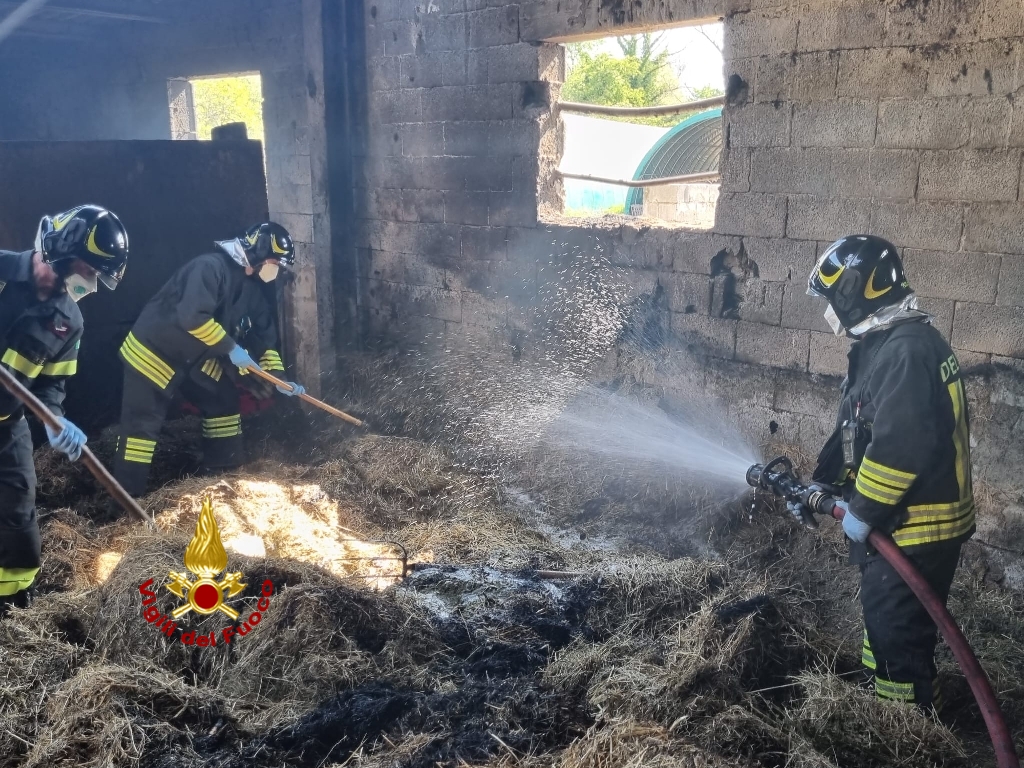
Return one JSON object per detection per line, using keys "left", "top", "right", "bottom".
{"left": 355, "top": 0, "right": 1024, "bottom": 578}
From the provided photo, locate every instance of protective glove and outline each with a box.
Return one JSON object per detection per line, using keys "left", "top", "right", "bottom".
{"left": 45, "top": 418, "right": 87, "bottom": 461}
{"left": 275, "top": 381, "right": 306, "bottom": 397}
{"left": 227, "top": 344, "right": 259, "bottom": 371}
{"left": 838, "top": 502, "right": 872, "bottom": 543}
{"left": 786, "top": 484, "right": 823, "bottom": 528}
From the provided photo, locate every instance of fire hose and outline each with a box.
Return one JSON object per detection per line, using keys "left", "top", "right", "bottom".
{"left": 747, "top": 457, "right": 1020, "bottom": 768}
{"left": 0, "top": 364, "right": 154, "bottom": 526}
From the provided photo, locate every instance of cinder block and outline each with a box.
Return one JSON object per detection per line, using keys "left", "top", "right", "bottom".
{"left": 444, "top": 190, "right": 489, "bottom": 225}
{"left": 733, "top": 403, "right": 801, "bottom": 452}
{"left": 969, "top": 98, "right": 1012, "bottom": 148}
{"left": 460, "top": 290, "right": 508, "bottom": 327}
{"left": 870, "top": 201, "right": 964, "bottom": 251}
{"left": 399, "top": 53, "right": 444, "bottom": 89}
{"left": 268, "top": 153, "right": 313, "bottom": 187}
{"left": 480, "top": 43, "right": 543, "bottom": 83}
{"left": 1008, "top": 104, "right": 1024, "bottom": 148}
{"left": 422, "top": 84, "right": 513, "bottom": 122}
{"left": 374, "top": 189, "right": 445, "bottom": 223}
{"left": 726, "top": 8, "right": 798, "bottom": 59}
{"left": 670, "top": 313, "right": 737, "bottom": 361}
{"left": 997, "top": 254, "right": 1024, "bottom": 307}
{"left": 664, "top": 272, "right": 712, "bottom": 315}
{"left": 886, "top": 0, "right": 983, "bottom": 47}
{"left": 837, "top": 47, "right": 927, "bottom": 99}
{"left": 461, "top": 225, "right": 508, "bottom": 260}
{"left": 866, "top": 150, "right": 920, "bottom": 200}
{"left": 781, "top": 282, "right": 831, "bottom": 333}
{"left": 926, "top": 41, "right": 1020, "bottom": 98}
{"left": 796, "top": 1, "right": 885, "bottom": 52}
{"left": 918, "top": 150, "right": 1021, "bottom": 202}
{"left": 791, "top": 51, "right": 839, "bottom": 102}
{"left": 467, "top": 6, "right": 519, "bottom": 47}
{"left": 744, "top": 237, "right": 817, "bottom": 282}
{"left": 749, "top": 147, "right": 831, "bottom": 195}
{"left": 876, "top": 98, "right": 971, "bottom": 150}
{"left": 786, "top": 196, "right": 872, "bottom": 242}
{"left": 421, "top": 13, "right": 468, "bottom": 52}
{"left": 368, "top": 56, "right": 401, "bottom": 91}
{"left": 725, "top": 58, "right": 756, "bottom": 105}
{"left": 705, "top": 358, "right": 777, "bottom": 409}
{"left": 444, "top": 120, "right": 539, "bottom": 157}
{"left": 736, "top": 322, "right": 809, "bottom": 370}
{"left": 381, "top": 21, "right": 418, "bottom": 56}
{"left": 488, "top": 190, "right": 537, "bottom": 227}
{"left": 720, "top": 147, "right": 751, "bottom": 193}
{"left": 774, "top": 369, "right": 839, "bottom": 419}
{"left": 401, "top": 122, "right": 445, "bottom": 157}
{"left": 980, "top": 0, "right": 1024, "bottom": 40}
{"left": 365, "top": 249, "right": 446, "bottom": 287}
{"left": 368, "top": 279, "right": 463, "bottom": 322}
{"left": 952, "top": 302, "right": 1024, "bottom": 357}
{"left": 269, "top": 212, "right": 313, "bottom": 243}
{"left": 736, "top": 278, "right": 784, "bottom": 325}
{"left": 716, "top": 192, "right": 788, "bottom": 238}
{"left": 272, "top": 182, "right": 314, "bottom": 215}
{"left": 672, "top": 233, "right": 731, "bottom": 275}
{"left": 964, "top": 203, "right": 1024, "bottom": 254}
{"left": 792, "top": 100, "right": 877, "bottom": 148}
{"left": 370, "top": 89, "right": 423, "bottom": 124}
{"left": 378, "top": 220, "right": 461, "bottom": 257}
{"left": 808, "top": 331, "right": 850, "bottom": 377}
{"left": 902, "top": 249, "right": 1001, "bottom": 303}
{"left": 753, "top": 55, "right": 790, "bottom": 103}
{"left": 461, "top": 155, "right": 514, "bottom": 191}
{"left": 798, "top": 413, "right": 835, "bottom": 458}
{"left": 727, "top": 101, "right": 791, "bottom": 148}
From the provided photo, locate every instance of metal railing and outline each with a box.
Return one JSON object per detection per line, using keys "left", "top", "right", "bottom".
{"left": 557, "top": 169, "right": 720, "bottom": 188}
{"left": 557, "top": 94, "right": 725, "bottom": 117}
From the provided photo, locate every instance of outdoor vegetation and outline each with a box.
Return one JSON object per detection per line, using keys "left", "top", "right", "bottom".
{"left": 190, "top": 74, "right": 265, "bottom": 144}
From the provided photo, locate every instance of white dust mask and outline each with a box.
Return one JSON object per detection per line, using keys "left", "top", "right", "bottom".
{"left": 65, "top": 272, "right": 98, "bottom": 302}
{"left": 258, "top": 261, "right": 280, "bottom": 283}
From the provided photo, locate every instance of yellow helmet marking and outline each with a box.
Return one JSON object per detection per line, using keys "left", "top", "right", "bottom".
{"left": 864, "top": 266, "right": 892, "bottom": 300}
{"left": 817, "top": 263, "right": 844, "bottom": 288}
{"left": 271, "top": 236, "right": 288, "bottom": 255}
{"left": 52, "top": 206, "right": 85, "bottom": 231}
{"left": 86, "top": 225, "right": 114, "bottom": 258}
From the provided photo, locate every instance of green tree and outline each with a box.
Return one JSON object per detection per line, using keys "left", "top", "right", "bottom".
{"left": 190, "top": 74, "right": 265, "bottom": 144}
{"left": 562, "top": 34, "right": 683, "bottom": 125}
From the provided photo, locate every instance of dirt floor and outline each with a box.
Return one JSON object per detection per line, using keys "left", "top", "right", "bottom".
{"left": 2, "top": 380, "right": 1023, "bottom": 768}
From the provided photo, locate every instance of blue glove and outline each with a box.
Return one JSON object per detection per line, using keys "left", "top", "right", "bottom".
{"left": 276, "top": 381, "right": 306, "bottom": 397}
{"left": 227, "top": 345, "right": 258, "bottom": 371}
{"left": 45, "top": 418, "right": 86, "bottom": 461}
{"left": 838, "top": 502, "right": 872, "bottom": 543}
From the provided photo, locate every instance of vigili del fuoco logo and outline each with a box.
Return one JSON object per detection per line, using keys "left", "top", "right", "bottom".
{"left": 138, "top": 496, "right": 274, "bottom": 647}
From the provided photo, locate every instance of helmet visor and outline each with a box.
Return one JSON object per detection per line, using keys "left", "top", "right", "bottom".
{"left": 807, "top": 244, "right": 847, "bottom": 298}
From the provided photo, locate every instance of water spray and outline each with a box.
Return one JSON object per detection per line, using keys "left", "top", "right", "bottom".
{"left": 746, "top": 457, "right": 1020, "bottom": 768}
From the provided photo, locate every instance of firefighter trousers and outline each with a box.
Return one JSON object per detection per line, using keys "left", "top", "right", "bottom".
{"left": 114, "top": 367, "right": 244, "bottom": 497}
{"left": 0, "top": 417, "right": 42, "bottom": 596}
{"left": 860, "top": 539, "right": 962, "bottom": 709}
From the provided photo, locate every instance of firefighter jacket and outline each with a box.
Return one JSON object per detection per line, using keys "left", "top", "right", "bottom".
{"left": 0, "top": 250, "right": 83, "bottom": 422}
{"left": 816, "top": 319, "right": 975, "bottom": 554}
{"left": 119, "top": 248, "right": 285, "bottom": 394}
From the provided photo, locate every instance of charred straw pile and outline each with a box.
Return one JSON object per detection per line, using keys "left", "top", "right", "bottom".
{"left": 2, "top": 392, "right": 1022, "bottom": 768}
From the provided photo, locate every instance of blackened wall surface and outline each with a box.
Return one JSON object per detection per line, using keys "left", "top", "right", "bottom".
{"left": 0, "top": 140, "right": 269, "bottom": 430}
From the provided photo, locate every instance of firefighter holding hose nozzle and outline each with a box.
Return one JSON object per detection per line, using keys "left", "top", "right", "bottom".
{"left": 0, "top": 205, "right": 129, "bottom": 611}
{"left": 790, "top": 234, "right": 975, "bottom": 712}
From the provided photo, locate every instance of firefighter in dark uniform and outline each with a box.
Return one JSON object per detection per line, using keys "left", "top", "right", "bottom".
{"left": 113, "top": 222, "right": 305, "bottom": 498}
{"left": 797, "top": 235, "right": 974, "bottom": 711}
{"left": 0, "top": 205, "right": 129, "bottom": 609}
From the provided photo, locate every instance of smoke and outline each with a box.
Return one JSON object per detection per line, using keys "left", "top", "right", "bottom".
{"left": 0, "top": 0, "right": 50, "bottom": 46}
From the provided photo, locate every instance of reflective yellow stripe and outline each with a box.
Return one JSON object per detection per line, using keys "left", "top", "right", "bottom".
{"left": 875, "top": 677, "right": 915, "bottom": 702}
{"left": 260, "top": 350, "right": 284, "bottom": 371}
{"left": 201, "top": 359, "right": 223, "bottom": 381}
{"left": 949, "top": 378, "right": 973, "bottom": 505}
{"left": 2, "top": 349, "right": 43, "bottom": 379}
{"left": 861, "top": 630, "right": 876, "bottom": 670}
{"left": 40, "top": 359, "right": 78, "bottom": 377}
{"left": 855, "top": 472, "right": 904, "bottom": 505}
{"left": 121, "top": 334, "right": 174, "bottom": 389}
{"left": 121, "top": 345, "right": 169, "bottom": 390}
{"left": 126, "top": 437, "right": 156, "bottom": 450}
{"left": 125, "top": 334, "right": 174, "bottom": 380}
{"left": 202, "top": 414, "right": 241, "bottom": 438}
{"left": 0, "top": 567, "right": 40, "bottom": 595}
{"left": 892, "top": 506, "right": 975, "bottom": 547}
{"left": 189, "top": 319, "right": 227, "bottom": 346}
{"left": 860, "top": 456, "right": 915, "bottom": 487}
{"left": 123, "top": 436, "right": 156, "bottom": 464}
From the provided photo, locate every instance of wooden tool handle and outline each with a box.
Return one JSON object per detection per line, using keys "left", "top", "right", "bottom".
{"left": 0, "top": 365, "right": 154, "bottom": 526}
{"left": 245, "top": 366, "right": 365, "bottom": 427}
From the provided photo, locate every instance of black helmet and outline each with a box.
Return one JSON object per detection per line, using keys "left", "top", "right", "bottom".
{"left": 242, "top": 222, "right": 294, "bottom": 267}
{"left": 807, "top": 235, "right": 911, "bottom": 330}
{"left": 39, "top": 204, "right": 129, "bottom": 289}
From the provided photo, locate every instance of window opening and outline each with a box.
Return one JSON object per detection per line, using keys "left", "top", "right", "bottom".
{"left": 168, "top": 72, "right": 265, "bottom": 145}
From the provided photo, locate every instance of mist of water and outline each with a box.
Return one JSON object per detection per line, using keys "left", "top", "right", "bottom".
{"left": 542, "top": 387, "right": 758, "bottom": 488}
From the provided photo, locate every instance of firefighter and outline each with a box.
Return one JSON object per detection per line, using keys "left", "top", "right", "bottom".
{"left": 113, "top": 222, "right": 305, "bottom": 498}
{"left": 795, "top": 234, "right": 974, "bottom": 711}
{"left": 1, "top": 205, "right": 129, "bottom": 610}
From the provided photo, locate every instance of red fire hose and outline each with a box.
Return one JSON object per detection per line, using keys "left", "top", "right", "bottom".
{"left": 828, "top": 502, "right": 1021, "bottom": 768}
